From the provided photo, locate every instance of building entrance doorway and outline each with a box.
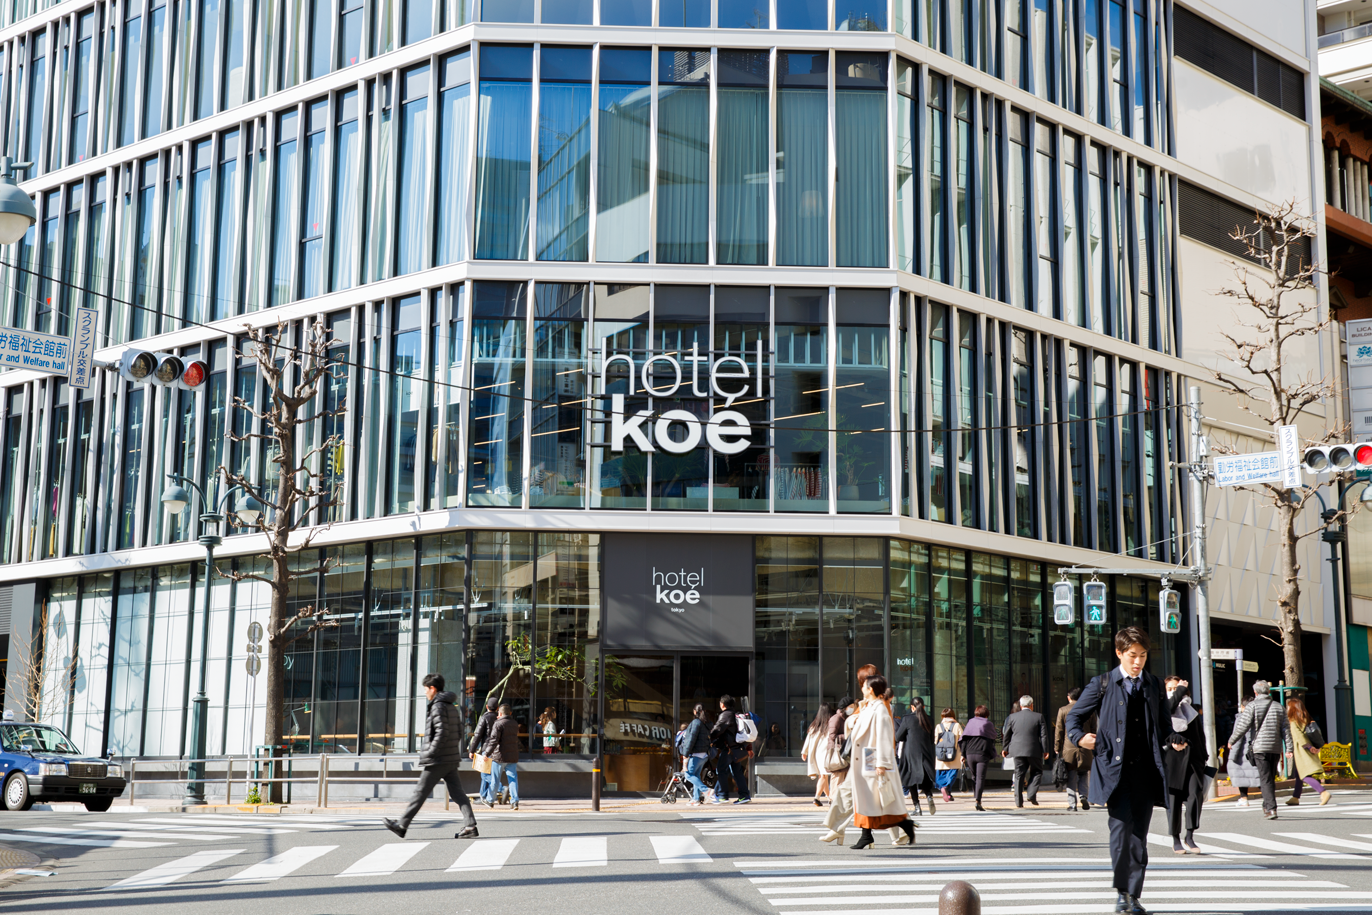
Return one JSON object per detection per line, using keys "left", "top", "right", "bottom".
{"left": 602, "top": 653, "right": 751, "bottom": 792}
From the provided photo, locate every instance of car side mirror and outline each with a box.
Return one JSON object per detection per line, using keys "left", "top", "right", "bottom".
{"left": 20, "top": 745, "right": 33, "bottom": 752}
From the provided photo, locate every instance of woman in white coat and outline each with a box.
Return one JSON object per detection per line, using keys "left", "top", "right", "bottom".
{"left": 847, "top": 674, "right": 917, "bottom": 850}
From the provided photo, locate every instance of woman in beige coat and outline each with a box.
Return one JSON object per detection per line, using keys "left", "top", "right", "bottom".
{"left": 847, "top": 674, "right": 917, "bottom": 850}
{"left": 801, "top": 702, "right": 835, "bottom": 806}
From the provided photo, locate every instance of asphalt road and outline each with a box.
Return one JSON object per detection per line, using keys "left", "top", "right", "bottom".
{"left": 1, "top": 792, "right": 1371, "bottom": 915}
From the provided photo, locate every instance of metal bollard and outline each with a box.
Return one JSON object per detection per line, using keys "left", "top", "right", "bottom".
{"left": 939, "top": 880, "right": 981, "bottom": 915}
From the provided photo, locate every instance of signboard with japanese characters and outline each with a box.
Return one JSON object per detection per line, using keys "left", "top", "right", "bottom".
{"left": 1347, "top": 318, "right": 1372, "bottom": 435}
{"left": 69, "top": 308, "right": 98, "bottom": 390}
{"left": 1213, "top": 451, "right": 1283, "bottom": 487}
{"left": 0, "top": 328, "right": 72, "bottom": 374}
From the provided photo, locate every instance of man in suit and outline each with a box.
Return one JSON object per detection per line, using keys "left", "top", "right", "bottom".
{"left": 1068, "top": 626, "right": 1170, "bottom": 915}
{"left": 1001, "top": 695, "right": 1050, "bottom": 807}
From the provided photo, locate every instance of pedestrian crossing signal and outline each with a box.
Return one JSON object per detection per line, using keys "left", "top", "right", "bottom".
{"left": 1159, "top": 588, "right": 1181, "bottom": 634}
{"left": 1053, "top": 580, "right": 1075, "bottom": 625}
{"left": 1084, "top": 581, "right": 1107, "bottom": 625}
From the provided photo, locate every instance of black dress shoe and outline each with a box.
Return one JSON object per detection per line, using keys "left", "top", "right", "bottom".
{"left": 383, "top": 818, "right": 406, "bottom": 839}
{"left": 1081, "top": 802, "right": 1090, "bottom": 810}
{"left": 1115, "top": 893, "right": 1131, "bottom": 913}
{"left": 456, "top": 826, "right": 479, "bottom": 839}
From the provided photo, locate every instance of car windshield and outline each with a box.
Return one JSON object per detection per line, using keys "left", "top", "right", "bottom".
{"left": 0, "top": 724, "right": 82, "bottom": 755}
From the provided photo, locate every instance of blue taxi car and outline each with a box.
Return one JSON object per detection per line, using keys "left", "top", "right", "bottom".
{"left": 0, "top": 719, "right": 126, "bottom": 811}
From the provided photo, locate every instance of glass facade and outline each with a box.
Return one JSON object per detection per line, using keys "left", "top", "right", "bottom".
{"left": 0, "top": 1, "right": 1217, "bottom": 769}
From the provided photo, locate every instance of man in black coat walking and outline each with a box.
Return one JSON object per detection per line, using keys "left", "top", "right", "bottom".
{"left": 1068, "top": 626, "right": 1170, "bottom": 915}
{"left": 385, "top": 673, "right": 479, "bottom": 840}
{"left": 1001, "top": 696, "right": 1050, "bottom": 807}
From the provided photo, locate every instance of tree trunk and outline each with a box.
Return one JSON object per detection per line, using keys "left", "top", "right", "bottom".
{"left": 263, "top": 576, "right": 288, "bottom": 804}
{"left": 1275, "top": 497, "right": 1306, "bottom": 688}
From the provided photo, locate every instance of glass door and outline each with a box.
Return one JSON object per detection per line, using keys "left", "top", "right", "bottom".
{"left": 603, "top": 654, "right": 675, "bottom": 792}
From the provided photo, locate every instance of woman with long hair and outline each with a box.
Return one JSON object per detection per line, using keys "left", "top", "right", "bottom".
{"left": 803, "top": 702, "right": 836, "bottom": 806}
{"left": 538, "top": 707, "right": 559, "bottom": 754}
{"left": 933, "top": 708, "right": 964, "bottom": 803}
{"left": 1284, "top": 697, "right": 1331, "bottom": 806}
{"left": 895, "top": 697, "right": 937, "bottom": 815}
{"left": 846, "top": 674, "right": 917, "bottom": 849}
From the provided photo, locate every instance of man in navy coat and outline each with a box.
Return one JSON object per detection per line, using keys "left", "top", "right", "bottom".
{"left": 1067, "top": 626, "right": 1170, "bottom": 915}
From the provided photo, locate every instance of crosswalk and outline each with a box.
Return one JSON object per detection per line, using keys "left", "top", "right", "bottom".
{"left": 96, "top": 834, "right": 715, "bottom": 891}
{"left": 679, "top": 809, "right": 1092, "bottom": 837}
{"left": 735, "top": 857, "right": 1372, "bottom": 914}
{"left": 0, "top": 814, "right": 389, "bottom": 848}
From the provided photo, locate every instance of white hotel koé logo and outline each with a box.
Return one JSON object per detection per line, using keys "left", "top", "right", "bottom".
{"left": 600, "top": 341, "right": 763, "bottom": 455}
{"left": 654, "top": 567, "right": 705, "bottom": 614}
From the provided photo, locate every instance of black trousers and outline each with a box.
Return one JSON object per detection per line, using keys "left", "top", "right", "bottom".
{"left": 1107, "top": 772, "right": 1156, "bottom": 898}
{"left": 715, "top": 751, "right": 751, "bottom": 799}
{"left": 399, "top": 764, "right": 477, "bottom": 830}
{"left": 1013, "top": 758, "right": 1042, "bottom": 804}
{"left": 1254, "top": 752, "right": 1281, "bottom": 813}
{"left": 1168, "top": 768, "right": 1205, "bottom": 835}
{"left": 969, "top": 762, "right": 989, "bottom": 804}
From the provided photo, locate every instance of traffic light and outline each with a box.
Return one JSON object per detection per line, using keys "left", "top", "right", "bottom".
{"left": 1053, "top": 580, "right": 1075, "bottom": 625}
{"left": 1159, "top": 588, "right": 1181, "bottom": 634}
{"left": 119, "top": 350, "right": 205, "bottom": 389}
{"left": 1084, "top": 581, "right": 1107, "bottom": 625}
{"left": 1301, "top": 443, "right": 1372, "bottom": 474}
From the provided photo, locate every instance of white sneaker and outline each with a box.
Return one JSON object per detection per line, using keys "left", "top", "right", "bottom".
{"left": 1236, "top": 797, "right": 1250, "bottom": 807}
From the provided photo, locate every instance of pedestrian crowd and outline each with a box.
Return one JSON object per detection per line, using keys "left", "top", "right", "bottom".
{"left": 383, "top": 628, "right": 1334, "bottom": 915}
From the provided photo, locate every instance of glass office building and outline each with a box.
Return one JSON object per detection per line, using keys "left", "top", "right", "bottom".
{"left": 0, "top": 0, "right": 1308, "bottom": 785}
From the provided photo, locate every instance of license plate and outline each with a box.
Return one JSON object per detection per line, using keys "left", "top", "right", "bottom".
{"left": 78, "top": 783, "right": 96, "bottom": 794}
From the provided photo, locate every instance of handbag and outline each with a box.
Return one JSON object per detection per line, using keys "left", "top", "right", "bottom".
{"left": 838, "top": 736, "right": 852, "bottom": 767}
{"left": 1304, "top": 721, "right": 1326, "bottom": 749}
{"left": 1052, "top": 755, "right": 1068, "bottom": 789}
{"left": 473, "top": 753, "right": 492, "bottom": 774}
{"left": 1002, "top": 755, "right": 1016, "bottom": 771}
{"left": 876, "top": 771, "right": 898, "bottom": 808}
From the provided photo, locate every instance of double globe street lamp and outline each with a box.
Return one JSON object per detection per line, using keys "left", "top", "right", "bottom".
{"left": 161, "top": 474, "right": 263, "bottom": 805}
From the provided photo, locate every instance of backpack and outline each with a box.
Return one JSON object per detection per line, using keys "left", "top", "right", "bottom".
{"left": 735, "top": 712, "right": 759, "bottom": 744}
{"left": 935, "top": 723, "right": 958, "bottom": 761}
{"left": 674, "top": 726, "right": 690, "bottom": 756}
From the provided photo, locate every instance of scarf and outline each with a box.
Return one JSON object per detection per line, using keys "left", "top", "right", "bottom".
{"left": 961, "top": 716, "right": 993, "bottom": 738}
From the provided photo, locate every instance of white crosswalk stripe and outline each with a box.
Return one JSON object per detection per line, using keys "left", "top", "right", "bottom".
{"left": 683, "top": 810, "right": 1089, "bottom": 836}
{"left": 447, "top": 838, "right": 520, "bottom": 872}
{"left": 0, "top": 830, "right": 169, "bottom": 848}
{"left": 1199, "top": 832, "right": 1364, "bottom": 859}
{"left": 18, "top": 825, "right": 226, "bottom": 842}
{"left": 1276, "top": 832, "right": 1372, "bottom": 853}
{"left": 650, "top": 835, "right": 712, "bottom": 864}
{"left": 1147, "top": 833, "right": 1268, "bottom": 858}
{"left": 337, "top": 843, "right": 429, "bottom": 877}
{"left": 735, "top": 859, "right": 1367, "bottom": 914}
{"left": 221, "top": 845, "right": 337, "bottom": 882}
{"left": 554, "top": 836, "right": 608, "bottom": 867}
{"left": 103, "top": 850, "right": 245, "bottom": 891}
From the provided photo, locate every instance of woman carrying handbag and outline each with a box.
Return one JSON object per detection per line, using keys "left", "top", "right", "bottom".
{"left": 1284, "top": 697, "right": 1332, "bottom": 806}
{"left": 846, "top": 674, "right": 917, "bottom": 850}
{"left": 820, "top": 698, "right": 857, "bottom": 844}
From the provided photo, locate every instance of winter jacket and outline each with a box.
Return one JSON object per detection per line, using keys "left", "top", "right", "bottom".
{"left": 848, "top": 701, "right": 907, "bottom": 820}
{"left": 894, "top": 713, "right": 936, "bottom": 790}
{"left": 1002, "top": 709, "right": 1049, "bottom": 759}
{"left": 681, "top": 717, "right": 711, "bottom": 756}
{"left": 469, "top": 708, "right": 498, "bottom": 755}
{"left": 710, "top": 709, "right": 739, "bottom": 750}
{"left": 1164, "top": 687, "right": 1207, "bottom": 790}
{"left": 1229, "top": 695, "right": 1292, "bottom": 757}
{"left": 959, "top": 716, "right": 1000, "bottom": 764}
{"left": 482, "top": 715, "right": 521, "bottom": 763}
{"left": 1225, "top": 716, "right": 1262, "bottom": 788}
{"left": 1055, "top": 703, "right": 1094, "bottom": 770}
{"left": 418, "top": 691, "right": 464, "bottom": 770}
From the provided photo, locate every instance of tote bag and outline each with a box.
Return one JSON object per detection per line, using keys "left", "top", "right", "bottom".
{"left": 473, "top": 753, "right": 493, "bottom": 774}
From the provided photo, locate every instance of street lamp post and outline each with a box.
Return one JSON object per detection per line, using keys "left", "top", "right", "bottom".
{"left": 1303, "top": 481, "right": 1372, "bottom": 750}
{"left": 162, "top": 473, "right": 262, "bottom": 805}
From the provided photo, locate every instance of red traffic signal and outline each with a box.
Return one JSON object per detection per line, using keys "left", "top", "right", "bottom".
{"left": 118, "top": 350, "right": 194, "bottom": 388}
{"left": 178, "top": 359, "right": 208, "bottom": 390}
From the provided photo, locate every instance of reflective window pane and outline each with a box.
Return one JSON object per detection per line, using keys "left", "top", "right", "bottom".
{"left": 475, "top": 45, "right": 532, "bottom": 260}
{"left": 656, "top": 49, "right": 710, "bottom": 264}
{"left": 596, "top": 48, "right": 651, "bottom": 263}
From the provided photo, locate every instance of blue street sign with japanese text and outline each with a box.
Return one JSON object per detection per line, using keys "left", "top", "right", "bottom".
{"left": 69, "top": 308, "right": 98, "bottom": 390}
{"left": 0, "top": 327, "right": 71, "bottom": 374}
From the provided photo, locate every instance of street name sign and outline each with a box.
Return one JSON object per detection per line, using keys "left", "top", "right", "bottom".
{"left": 0, "top": 327, "right": 71, "bottom": 374}
{"left": 69, "top": 308, "right": 98, "bottom": 390}
{"left": 1214, "top": 451, "right": 1283, "bottom": 487}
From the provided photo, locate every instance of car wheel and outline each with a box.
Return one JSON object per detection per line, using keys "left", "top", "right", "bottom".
{"left": 84, "top": 797, "right": 114, "bottom": 812}
{"left": 3, "top": 773, "right": 32, "bottom": 811}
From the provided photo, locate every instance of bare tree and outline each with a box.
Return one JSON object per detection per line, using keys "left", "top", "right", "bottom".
{"left": 10, "top": 604, "right": 77, "bottom": 726}
{"left": 223, "top": 318, "right": 344, "bottom": 800}
{"left": 1210, "top": 200, "right": 1341, "bottom": 688}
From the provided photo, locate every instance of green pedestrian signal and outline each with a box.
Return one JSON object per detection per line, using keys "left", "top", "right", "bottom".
{"left": 1084, "top": 581, "right": 1107, "bottom": 625}
{"left": 1159, "top": 588, "right": 1181, "bottom": 634}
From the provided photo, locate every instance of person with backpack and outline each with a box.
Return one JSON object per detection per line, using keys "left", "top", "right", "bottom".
{"left": 678, "top": 703, "right": 712, "bottom": 806}
{"left": 709, "top": 694, "right": 753, "bottom": 804}
{"left": 1002, "top": 695, "right": 1050, "bottom": 807}
{"left": 932, "top": 709, "right": 964, "bottom": 803}
{"left": 1226, "top": 680, "right": 1293, "bottom": 819}
{"left": 1284, "top": 697, "right": 1331, "bottom": 807}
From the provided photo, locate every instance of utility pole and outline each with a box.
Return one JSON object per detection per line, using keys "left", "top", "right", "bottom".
{"left": 1189, "top": 385, "right": 1221, "bottom": 795}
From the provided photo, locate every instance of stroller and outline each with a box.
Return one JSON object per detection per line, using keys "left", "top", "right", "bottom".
{"left": 659, "top": 757, "right": 718, "bottom": 804}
